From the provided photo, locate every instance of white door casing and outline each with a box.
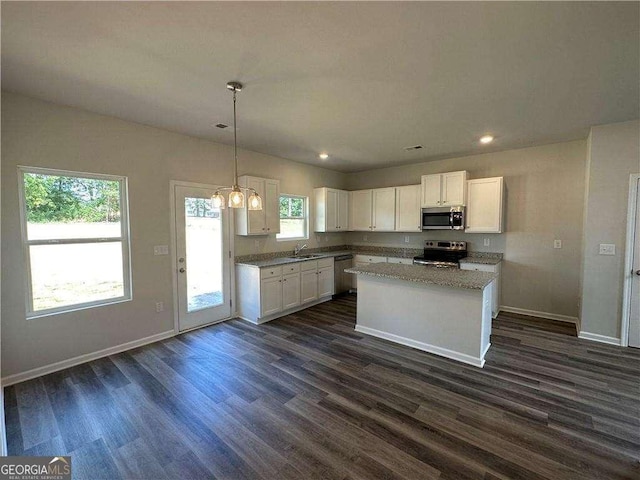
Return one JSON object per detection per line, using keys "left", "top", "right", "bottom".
{"left": 173, "top": 183, "right": 232, "bottom": 332}
{"left": 623, "top": 175, "right": 640, "bottom": 348}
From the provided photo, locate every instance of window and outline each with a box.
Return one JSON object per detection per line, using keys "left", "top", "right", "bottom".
{"left": 18, "top": 167, "right": 131, "bottom": 317}
{"left": 276, "top": 194, "right": 308, "bottom": 241}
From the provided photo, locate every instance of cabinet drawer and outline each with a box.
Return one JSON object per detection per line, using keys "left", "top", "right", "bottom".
{"left": 260, "top": 266, "right": 283, "bottom": 279}
{"left": 317, "top": 257, "right": 334, "bottom": 269}
{"left": 300, "top": 260, "right": 318, "bottom": 271}
{"left": 460, "top": 263, "right": 497, "bottom": 273}
{"left": 282, "top": 263, "right": 301, "bottom": 274}
{"left": 387, "top": 257, "right": 413, "bottom": 265}
{"left": 354, "top": 255, "right": 386, "bottom": 263}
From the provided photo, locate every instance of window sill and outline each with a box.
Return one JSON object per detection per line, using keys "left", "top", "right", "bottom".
{"left": 276, "top": 236, "right": 309, "bottom": 242}
{"left": 27, "top": 296, "right": 132, "bottom": 320}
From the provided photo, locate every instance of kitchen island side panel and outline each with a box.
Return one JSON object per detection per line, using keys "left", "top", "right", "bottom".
{"left": 354, "top": 275, "right": 491, "bottom": 366}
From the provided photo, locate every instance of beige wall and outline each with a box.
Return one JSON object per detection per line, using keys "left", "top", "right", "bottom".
{"left": 581, "top": 120, "right": 640, "bottom": 340}
{"left": 0, "top": 92, "right": 344, "bottom": 378}
{"left": 345, "top": 140, "right": 588, "bottom": 319}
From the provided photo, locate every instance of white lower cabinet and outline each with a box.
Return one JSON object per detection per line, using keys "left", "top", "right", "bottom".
{"left": 236, "top": 257, "right": 334, "bottom": 324}
{"left": 460, "top": 261, "right": 501, "bottom": 318}
{"left": 387, "top": 257, "right": 413, "bottom": 265}
{"left": 282, "top": 272, "right": 301, "bottom": 310}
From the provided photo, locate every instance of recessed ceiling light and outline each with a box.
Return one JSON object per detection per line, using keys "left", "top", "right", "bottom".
{"left": 480, "top": 135, "right": 494, "bottom": 144}
{"left": 319, "top": 153, "right": 329, "bottom": 160}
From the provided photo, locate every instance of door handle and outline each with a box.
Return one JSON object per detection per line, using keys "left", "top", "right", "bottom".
{"left": 179, "top": 268, "right": 186, "bottom": 273}
{"left": 636, "top": 270, "right": 640, "bottom": 276}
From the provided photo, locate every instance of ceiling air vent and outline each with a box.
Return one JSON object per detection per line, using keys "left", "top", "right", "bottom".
{"left": 404, "top": 145, "right": 423, "bottom": 151}
{"left": 215, "top": 123, "right": 229, "bottom": 129}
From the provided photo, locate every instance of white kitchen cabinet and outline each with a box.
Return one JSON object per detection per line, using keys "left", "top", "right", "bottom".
{"left": 349, "top": 188, "right": 396, "bottom": 231}
{"left": 314, "top": 187, "right": 349, "bottom": 232}
{"left": 349, "top": 190, "right": 373, "bottom": 231}
{"left": 236, "top": 257, "right": 334, "bottom": 324}
{"left": 395, "top": 185, "right": 422, "bottom": 232}
{"left": 421, "top": 171, "right": 467, "bottom": 207}
{"left": 387, "top": 257, "right": 414, "bottom": 265}
{"left": 301, "top": 268, "right": 318, "bottom": 303}
{"left": 235, "top": 175, "right": 280, "bottom": 235}
{"left": 460, "top": 261, "right": 501, "bottom": 318}
{"left": 282, "top": 272, "right": 301, "bottom": 310}
{"left": 260, "top": 276, "right": 283, "bottom": 317}
{"left": 465, "top": 177, "right": 504, "bottom": 233}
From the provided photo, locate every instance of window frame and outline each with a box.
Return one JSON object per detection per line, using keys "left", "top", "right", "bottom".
{"left": 276, "top": 194, "right": 309, "bottom": 242}
{"left": 17, "top": 166, "right": 133, "bottom": 318}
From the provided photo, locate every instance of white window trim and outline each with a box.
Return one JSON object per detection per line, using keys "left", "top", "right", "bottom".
{"left": 17, "top": 166, "right": 133, "bottom": 318}
{"left": 276, "top": 194, "right": 309, "bottom": 242}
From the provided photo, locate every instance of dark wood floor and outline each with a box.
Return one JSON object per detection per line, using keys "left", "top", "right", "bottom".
{"left": 5, "top": 294, "right": 640, "bottom": 479}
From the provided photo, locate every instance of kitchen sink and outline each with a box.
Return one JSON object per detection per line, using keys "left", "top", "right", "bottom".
{"left": 287, "top": 254, "right": 325, "bottom": 259}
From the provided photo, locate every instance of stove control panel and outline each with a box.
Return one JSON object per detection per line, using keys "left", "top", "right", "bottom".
{"left": 424, "top": 241, "right": 467, "bottom": 250}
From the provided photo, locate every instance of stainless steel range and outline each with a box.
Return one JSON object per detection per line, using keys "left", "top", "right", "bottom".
{"left": 413, "top": 240, "right": 467, "bottom": 268}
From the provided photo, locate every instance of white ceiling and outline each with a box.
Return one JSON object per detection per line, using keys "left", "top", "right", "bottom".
{"left": 2, "top": 2, "right": 638, "bottom": 172}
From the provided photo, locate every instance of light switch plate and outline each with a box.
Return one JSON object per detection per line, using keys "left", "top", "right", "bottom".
{"left": 599, "top": 244, "right": 615, "bottom": 255}
{"left": 554, "top": 240, "right": 562, "bottom": 249}
{"left": 484, "top": 238, "right": 490, "bottom": 247}
{"left": 153, "top": 245, "right": 169, "bottom": 255}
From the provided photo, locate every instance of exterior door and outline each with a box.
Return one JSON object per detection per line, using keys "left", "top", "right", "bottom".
{"left": 175, "top": 184, "right": 231, "bottom": 332}
{"left": 629, "top": 178, "right": 640, "bottom": 348}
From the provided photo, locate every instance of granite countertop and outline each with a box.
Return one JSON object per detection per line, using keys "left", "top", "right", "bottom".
{"left": 345, "top": 263, "right": 497, "bottom": 290}
{"left": 459, "top": 252, "right": 503, "bottom": 265}
{"left": 235, "top": 246, "right": 421, "bottom": 268}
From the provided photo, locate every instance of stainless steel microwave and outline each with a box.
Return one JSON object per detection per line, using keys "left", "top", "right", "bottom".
{"left": 421, "top": 206, "right": 465, "bottom": 230}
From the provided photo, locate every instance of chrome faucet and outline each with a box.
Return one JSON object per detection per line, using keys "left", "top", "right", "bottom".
{"left": 294, "top": 243, "right": 308, "bottom": 256}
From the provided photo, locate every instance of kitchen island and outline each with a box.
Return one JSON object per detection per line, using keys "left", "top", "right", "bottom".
{"left": 346, "top": 263, "right": 497, "bottom": 367}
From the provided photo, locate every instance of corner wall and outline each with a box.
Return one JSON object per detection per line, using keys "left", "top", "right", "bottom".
{"left": 580, "top": 120, "right": 640, "bottom": 341}
{"left": 0, "top": 92, "right": 345, "bottom": 380}
{"left": 345, "top": 140, "right": 588, "bottom": 319}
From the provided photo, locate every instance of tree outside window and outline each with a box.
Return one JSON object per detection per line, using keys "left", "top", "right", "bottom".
{"left": 277, "top": 195, "right": 308, "bottom": 241}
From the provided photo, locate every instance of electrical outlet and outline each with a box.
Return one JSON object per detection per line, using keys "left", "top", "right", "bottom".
{"left": 483, "top": 238, "right": 490, "bottom": 247}
{"left": 254, "top": 239, "right": 260, "bottom": 251}
{"left": 155, "top": 302, "right": 164, "bottom": 313}
{"left": 404, "top": 236, "right": 410, "bottom": 243}
{"left": 554, "top": 239, "right": 562, "bottom": 249}
{"left": 153, "top": 245, "right": 169, "bottom": 255}
{"left": 363, "top": 235, "right": 368, "bottom": 241}
{"left": 599, "top": 243, "right": 615, "bottom": 255}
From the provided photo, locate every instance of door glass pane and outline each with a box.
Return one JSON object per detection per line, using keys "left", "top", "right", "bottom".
{"left": 184, "top": 197, "right": 223, "bottom": 312}
{"left": 30, "top": 242, "right": 125, "bottom": 311}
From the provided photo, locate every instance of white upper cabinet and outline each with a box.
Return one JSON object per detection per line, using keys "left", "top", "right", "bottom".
{"left": 236, "top": 176, "right": 281, "bottom": 236}
{"left": 314, "top": 187, "right": 349, "bottom": 232}
{"left": 395, "top": 185, "right": 421, "bottom": 232}
{"left": 465, "top": 177, "right": 505, "bottom": 233}
{"left": 349, "top": 190, "right": 374, "bottom": 231}
{"left": 372, "top": 188, "right": 396, "bottom": 231}
{"left": 349, "top": 188, "right": 396, "bottom": 231}
{"left": 421, "top": 171, "right": 467, "bottom": 207}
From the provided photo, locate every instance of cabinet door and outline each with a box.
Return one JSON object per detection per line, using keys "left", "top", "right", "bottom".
{"left": 465, "top": 177, "right": 503, "bottom": 233}
{"left": 349, "top": 190, "right": 373, "bottom": 231}
{"left": 441, "top": 171, "right": 467, "bottom": 206}
{"left": 395, "top": 185, "right": 421, "bottom": 232}
{"left": 421, "top": 174, "right": 442, "bottom": 207}
{"left": 325, "top": 189, "right": 339, "bottom": 232}
{"left": 247, "top": 177, "right": 267, "bottom": 234}
{"left": 260, "top": 276, "right": 282, "bottom": 317}
{"left": 317, "top": 266, "right": 334, "bottom": 298}
{"left": 265, "top": 179, "right": 280, "bottom": 233}
{"left": 337, "top": 190, "right": 349, "bottom": 231}
{"left": 372, "top": 188, "right": 396, "bottom": 231}
{"left": 301, "top": 269, "right": 318, "bottom": 303}
{"left": 282, "top": 273, "right": 301, "bottom": 309}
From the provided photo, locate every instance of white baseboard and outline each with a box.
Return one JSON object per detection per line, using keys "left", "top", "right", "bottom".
{"left": 355, "top": 325, "right": 486, "bottom": 368}
{"left": 1, "top": 330, "right": 176, "bottom": 387}
{"left": 578, "top": 331, "right": 622, "bottom": 346}
{"left": 239, "top": 296, "right": 332, "bottom": 325}
{"left": 500, "top": 305, "right": 579, "bottom": 325}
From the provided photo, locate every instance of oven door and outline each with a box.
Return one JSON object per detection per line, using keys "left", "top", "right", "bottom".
{"left": 421, "top": 209, "right": 453, "bottom": 230}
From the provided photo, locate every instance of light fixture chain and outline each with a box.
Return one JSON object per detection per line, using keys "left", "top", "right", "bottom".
{"left": 233, "top": 89, "right": 238, "bottom": 187}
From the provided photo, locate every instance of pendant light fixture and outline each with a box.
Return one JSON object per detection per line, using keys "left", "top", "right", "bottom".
{"left": 211, "top": 81, "right": 263, "bottom": 210}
